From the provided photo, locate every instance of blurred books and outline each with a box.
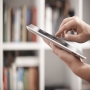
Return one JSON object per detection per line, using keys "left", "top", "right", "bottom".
{"left": 3, "top": 3, "right": 37, "bottom": 42}
{"left": 3, "top": 51, "right": 39, "bottom": 90}
{"left": 45, "top": 1, "right": 75, "bottom": 35}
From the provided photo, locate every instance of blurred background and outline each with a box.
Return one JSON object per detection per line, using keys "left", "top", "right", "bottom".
{"left": 0, "top": 0, "right": 90, "bottom": 90}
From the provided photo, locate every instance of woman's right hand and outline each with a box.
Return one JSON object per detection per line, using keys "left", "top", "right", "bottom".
{"left": 55, "top": 16, "right": 90, "bottom": 43}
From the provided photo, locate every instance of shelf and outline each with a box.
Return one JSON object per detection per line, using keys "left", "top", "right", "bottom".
{"left": 15, "top": 56, "right": 39, "bottom": 67}
{"left": 3, "top": 42, "right": 40, "bottom": 50}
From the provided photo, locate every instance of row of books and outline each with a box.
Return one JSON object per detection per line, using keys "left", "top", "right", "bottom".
{"left": 45, "top": 4, "right": 65, "bottom": 35}
{"left": 45, "top": 4, "right": 75, "bottom": 35}
{"left": 3, "top": 56, "right": 39, "bottom": 90}
{"left": 3, "top": 4, "right": 37, "bottom": 42}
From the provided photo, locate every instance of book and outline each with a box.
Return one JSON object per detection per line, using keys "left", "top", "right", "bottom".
{"left": 14, "top": 8, "right": 21, "bottom": 42}
{"left": 28, "top": 67, "right": 38, "bottom": 90}
{"left": 3, "top": 5, "right": 38, "bottom": 42}
{"left": 32, "top": 7, "right": 37, "bottom": 42}
{"left": 3, "top": 67, "right": 8, "bottom": 90}
{"left": 17, "top": 67, "right": 24, "bottom": 90}
{"left": 9, "top": 67, "right": 13, "bottom": 90}
{"left": 52, "top": 9, "right": 59, "bottom": 35}
{"left": 3, "top": 4, "right": 7, "bottom": 42}
{"left": 27, "top": 8, "right": 32, "bottom": 42}
{"left": 21, "top": 5, "right": 27, "bottom": 42}
{"left": 11, "top": 9, "right": 15, "bottom": 42}
{"left": 12, "top": 63, "right": 17, "bottom": 90}
{"left": 7, "top": 7, "right": 11, "bottom": 42}
{"left": 7, "top": 68, "right": 11, "bottom": 90}
{"left": 45, "top": 5, "right": 52, "bottom": 34}
{"left": 23, "top": 69, "right": 28, "bottom": 90}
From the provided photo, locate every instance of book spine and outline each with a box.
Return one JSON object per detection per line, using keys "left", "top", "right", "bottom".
{"left": 7, "top": 7, "right": 11, "bottom": 42}
{"left": 12, "top": 63, "right": 17, "bottom": 90}
{"left": 14, "top": 8, "right": 21, "bottom": 42}
{"left": 45, "top": 6, "right": 52, "bottom": 34}
{"left": 9, "top": 68, "right": 13, "bottom": 90}
{"left": 52, "top": 9, "right": 59, "bottom": 35}
{"left": 17, "top": 67, "right": 24, "bottom": 90}
{"left": 32, "top": 7, "right": 37, "bottom": 42}
{"left": 23, "top": 69, "right": 28, "bottom": 90}
{"left": 26, "top": 8, "right": 32, "bottom": 42}
{"left": 11, "top": 9, "right": 15, "bottom": 42}
{"left": 3, "top": 4, "right": 7, "bottom": 42}
{"left": 7, "top": 68, "right": 10, "bottom": 90}
{"left": 21, "top": 5, "right": 27, "bottom": 42}
{"left": 3, "top": 67, "right": 8, "bottom": 90}
{"left": 28, "top": 67, "right": 38, "bottom": 90}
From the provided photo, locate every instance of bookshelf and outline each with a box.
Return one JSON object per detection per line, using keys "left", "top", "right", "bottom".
{"left": 0, "top": 0, "right": 90, "bottom": 90}
{"left": 3, "top": 43, "right": 41, "bottom": 50}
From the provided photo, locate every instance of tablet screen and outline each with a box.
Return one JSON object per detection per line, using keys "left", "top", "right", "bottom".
{"left": 38, "top": 29, "right": 68, "bottom": 46}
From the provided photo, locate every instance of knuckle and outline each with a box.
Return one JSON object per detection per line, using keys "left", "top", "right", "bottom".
{"left": 63, "top": 17, "right": 69, "bottom": 23}
{"left": 63, "top": 18, "right": 67, "bottom": 22}
{"left": 63, "top": 19, "right": 65, "bottom": 23}
{"left": 73, "top": 16, "right": 78, "bottom": 23}
{"left": 63, "top": 24, "right": 67, "bottom": 30}
{"left": 73, "top": 16, "right": 78, "bottom": 19}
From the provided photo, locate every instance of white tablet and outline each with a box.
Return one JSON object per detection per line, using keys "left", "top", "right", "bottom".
{"left": 26, "top": 24, "right": 86, "bottom": 60}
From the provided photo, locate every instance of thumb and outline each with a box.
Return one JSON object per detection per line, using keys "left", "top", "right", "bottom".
{"left": 65, "top": 34, "right": 79, "bottom": 42}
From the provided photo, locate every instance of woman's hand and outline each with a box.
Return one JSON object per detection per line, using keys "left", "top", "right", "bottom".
{"left": 55, "top": 16, "right": 90, "bottom": 43}
{"left": 43, "top": 39, "right": 81, "bottom": 66}
{"left": 43, "top": 16, "right": 90, "bottom": 82}
{"left": 43, "top": 39, "right": 90, "bottom": 82}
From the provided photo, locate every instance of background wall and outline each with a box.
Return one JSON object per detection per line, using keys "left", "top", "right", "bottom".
{"left": 45, "top": 50, "right": 81, "bottom": 90}
{"left": 83, "top": 0, "right": 90, "bottom": 24}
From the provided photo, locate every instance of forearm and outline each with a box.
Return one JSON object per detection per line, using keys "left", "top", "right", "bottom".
{"left": 68, "top": 59, "right": 90, "bottom": 82}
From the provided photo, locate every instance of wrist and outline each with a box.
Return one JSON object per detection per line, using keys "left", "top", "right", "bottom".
{"left": 67, "top": 58, "right": 82, "bottom": 73}
{"left": 87, "top": 25, "right": 90, "bottom": 40}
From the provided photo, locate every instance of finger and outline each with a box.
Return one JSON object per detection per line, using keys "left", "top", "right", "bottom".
{"left": 50, "top": 42, "right": 63, "bottom": 56}
{"left": 64, "top": 34, "right": 80, "bottom": 42}
{"left": 62, "top": 27, "right": 77, "bottom": 38}
{"left": 50, "top": 42, "right": 74, "bottom": 61}
{"left": 55, "top": 20, "right": 77, "bottom": 37}
{"left": 60, "top": 17, "right": 73, "bottom": 28}
{"left": 55, "top": 17, "right": 73, "bottom": 37}
{"left": 43, "top": 38, "right": 50, "bottom": 47}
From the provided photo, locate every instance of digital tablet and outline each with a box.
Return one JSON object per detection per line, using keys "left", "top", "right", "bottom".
{"left": 26, "top": 24, "right": 86, "bottom": 60}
